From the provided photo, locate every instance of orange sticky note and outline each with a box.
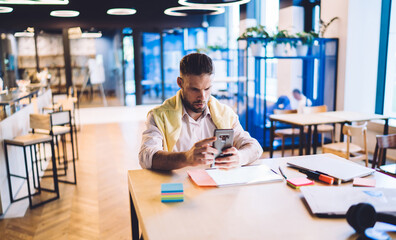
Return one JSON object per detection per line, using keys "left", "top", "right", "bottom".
{"left": 353, "top": 178, "right": 376, "bottom": 187}
{"left": 187, "top": 169, "right": 217, "bottom": 187}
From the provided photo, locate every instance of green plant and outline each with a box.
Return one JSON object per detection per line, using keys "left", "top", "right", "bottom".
{"left": 296, "top": 31, "right": 315, "bottom": 45}
{"left": 318, "top": 17, "right": 339, "bottom": 37}
{"left": 207, "top": 44, "right": 225, "bottom": 51}
{"left": 238, "top": 25, "right": 269, "bottom": 42}
{"left": 272, "top": 29, "right": 290, "bottom": 45}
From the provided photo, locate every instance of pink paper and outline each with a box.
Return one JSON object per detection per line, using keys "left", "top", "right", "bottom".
{"left": 353, "top": 178, "right": 376, "bottom": 187}
{"left": 187, "top": 169, "right": 217, "bottom": 187}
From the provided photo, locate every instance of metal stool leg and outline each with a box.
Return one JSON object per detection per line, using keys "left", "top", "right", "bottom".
{"left": 23, "top": 146, "right": 34, "bottom": 208}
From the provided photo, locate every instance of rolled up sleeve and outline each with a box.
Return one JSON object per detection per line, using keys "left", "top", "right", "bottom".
{"left": 232, "top": 119, "right": 263, "bottom": 165}
{"left": 139, "top": 113, "right": 164, "bottom": 169}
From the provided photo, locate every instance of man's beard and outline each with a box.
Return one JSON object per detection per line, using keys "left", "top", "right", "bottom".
{"left": 182, "top": 98, "right": 207, "bottom": 113}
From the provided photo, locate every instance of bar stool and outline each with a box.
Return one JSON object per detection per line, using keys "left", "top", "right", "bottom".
{"left": 33, "top": 110, "right": 77, "bottom": 184}
{"left": 4, "top": 116, "right": 59, "bottom": 208}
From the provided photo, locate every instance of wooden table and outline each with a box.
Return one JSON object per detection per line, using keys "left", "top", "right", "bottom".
{"left": 128, "top": 154, "right": 396, "bottom": 240}
{"left": 269, "top": 111, "right": 389, "bottom": 158}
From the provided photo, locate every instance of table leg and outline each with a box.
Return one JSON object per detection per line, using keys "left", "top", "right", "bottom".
{"left": 306, "top": 126, "right": 311, "bottom": 155}
{"left": 270, "top": 120, "right": 274, "bottom": 158}
{"left": 313, "top": 125, "right": 318, "bottom": 154}
{"left": 382, "top": 119, "right": 389, "bottom": 165}
{"left": 130, "top": 192, "right": 139, "bottom": 240}
{"left": 299, "top": 126, "right": 304, "bottom": 156}
{"left": 339, "top": 122, "right": 345, "bottom": 142}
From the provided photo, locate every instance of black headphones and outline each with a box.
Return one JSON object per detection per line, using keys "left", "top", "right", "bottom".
{"left": 346, "top": 203, "right": 396, "bottom": 234}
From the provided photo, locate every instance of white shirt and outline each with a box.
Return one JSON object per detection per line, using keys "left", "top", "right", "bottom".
{"left": 290, "top": 94, "right": 312, "bottom": 113}
{"left": 139, "top": 106, "right": 263, "bottom": 169}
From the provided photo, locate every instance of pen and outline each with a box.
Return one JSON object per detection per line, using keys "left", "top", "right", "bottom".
{"left": 278, "top": 167, "right": 287, "bottom": 180}
{"left": 299, "top": 169, "right": 334, "bottom": 184}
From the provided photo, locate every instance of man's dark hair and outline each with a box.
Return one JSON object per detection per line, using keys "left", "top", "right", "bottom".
{"left": 180, "top": 53, "right": 213, "bottom": 76}
{"left": 292, "top": 89, "right": 301, "bottom": 95}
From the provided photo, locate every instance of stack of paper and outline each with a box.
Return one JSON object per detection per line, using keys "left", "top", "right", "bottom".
{"left": 161, "top": 183, "right": 184, "bottom": 203}
{"left": 188, "top": 165, "right": 283, "bottom": 187}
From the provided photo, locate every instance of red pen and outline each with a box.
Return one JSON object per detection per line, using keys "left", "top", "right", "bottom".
{"left": 299, "top": 169, "right": 334, "bottom": 185}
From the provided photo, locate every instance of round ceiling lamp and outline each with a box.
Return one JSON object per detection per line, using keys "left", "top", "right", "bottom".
{"left": 179, "top": 0, "right": 250, "bottom": 7}
{"left": 107, "top": 8, "right": 137, "bottom": 15}
{"left": 50, "top": 10, "right": 79, "bottom": 17}
{"left": 164, "top": 6, "right": 224, "bottom": 17}
{"left": 0, "top": 6, "right": 13, "bottom": 13}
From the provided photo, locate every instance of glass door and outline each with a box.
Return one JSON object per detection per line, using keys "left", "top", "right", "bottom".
{"left": 123, "top": 30, "right": 135, "bottom": 106}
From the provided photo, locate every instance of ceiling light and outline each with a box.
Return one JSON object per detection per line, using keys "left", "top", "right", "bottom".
{"left": 0, "top": 6, "right": 13, "bottom": 13}
{"left": 14, "top": 32, "right": 34, "bottom": 37}
{"left": 107, "top": 8, "right": 136, "bottom": 16}
{"left": 81, "top": 32, "right": 102, "bottom": 38}
{"left": 164, "top": 6, "right": 224, "bottom": 17}
{"left": 50, "top": 10, "right": 79, "bottom": 17}
{"left": 0, "top": 0, "right": 68, "bottom": 5}
{"left": 179, "top": 0, "right": 250, "bottom": 7}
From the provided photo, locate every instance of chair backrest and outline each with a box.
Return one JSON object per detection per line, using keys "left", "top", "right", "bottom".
{"left": 302, "top": 105, "right": 327, "bottom": 114}
{"left": 30, "top": 114, "right": 51, "bottom": 131}
{"left": 273, "top": 109, "right": 297, "bottom": 114}
{"left": 342, "top": 122, "right": 367, "bottom": 137}
{"left": 51, "top": 111, "right": 71, "bottom": 126}
{"left": 372, "top": 133, "right": 396, "bottom": 168}
{"left": 57, "top": 98, "right": 74, "bottom": 111}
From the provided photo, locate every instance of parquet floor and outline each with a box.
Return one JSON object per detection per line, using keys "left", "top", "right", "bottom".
{"left": 0, "top": 120, "right": 145, "bottom": 240}
{"left": 2, "top": 105, "right": 388, "bottom": 240}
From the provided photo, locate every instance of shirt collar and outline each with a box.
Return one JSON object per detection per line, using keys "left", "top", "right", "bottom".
{"left": 182, "top": 104, "right": 211, "bottom": 121}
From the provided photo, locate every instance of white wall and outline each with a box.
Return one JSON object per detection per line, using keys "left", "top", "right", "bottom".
{"left": 344, "top": 0, "right": 381, "bottom": 113}
{"left": 320, "top": 0, "right": 349, "bottom": 111}
{"left": 321, "top": 0, "right": 381, "bottom": 112}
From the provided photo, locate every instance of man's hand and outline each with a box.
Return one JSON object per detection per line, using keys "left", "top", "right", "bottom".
{"left": 184, "top": 137, "right": 218, "bottom": 166}
{"left": 213, "top": 147, "right": 240, "bottom": 169}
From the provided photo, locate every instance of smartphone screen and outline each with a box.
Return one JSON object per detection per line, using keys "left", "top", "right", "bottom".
{"left": 212, "top": 129, "right": 234, "bottom": 167}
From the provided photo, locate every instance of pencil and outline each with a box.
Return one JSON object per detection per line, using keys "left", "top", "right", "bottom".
{"left": 278, "top": 166, "right": 287, "bottom": 180}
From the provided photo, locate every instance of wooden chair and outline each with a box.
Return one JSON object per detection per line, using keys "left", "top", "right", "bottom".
{"left": 273, "top": 109, "right": 299, "bottom": 157}
{"left": 372, "top": 134, "right": 396, "bottom": 177}
{"left": 322, "top": 123, "right": 368, "bottom": 166}
{"left": 302, "top": 105, "right": 334, "bottom": 145}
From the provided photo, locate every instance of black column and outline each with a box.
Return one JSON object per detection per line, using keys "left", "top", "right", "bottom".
{"left": 62, "top": 28, "right": 72, "bottom": 95}
{"left": 133, "top": 30, "right": 143, "bottom": 105}
{"left": 34, "top": 30, "right": 40, "bottom": 72}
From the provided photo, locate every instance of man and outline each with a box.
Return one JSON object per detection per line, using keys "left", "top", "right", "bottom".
{"left": 291, "top": 89, "right": 312, "bottom": 113}
{"left": 139, "top": 53, "right": 262, "bottom": 170}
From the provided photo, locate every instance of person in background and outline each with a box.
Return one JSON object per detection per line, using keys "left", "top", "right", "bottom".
{"left": 267, "top": 95, "right": 292, "bottom": 118}
{"left": 139, "top": 53, "right": 262, "bottom": 170}
{"left": 290, "top": 89, "right": 312, "bottom": 113}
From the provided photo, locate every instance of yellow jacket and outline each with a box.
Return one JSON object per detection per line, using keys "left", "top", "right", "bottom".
{"left": 150, "top": 90, "right": 237, "bottom": 151}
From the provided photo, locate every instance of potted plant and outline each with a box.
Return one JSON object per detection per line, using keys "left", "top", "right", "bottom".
{"left": 207, "top": 44, "right": 226, "bottom": 59}
{"left": 310, "top": 17, "right": 339, "bottom": 56}
{"left": 272, "top": 29, "right": 289, "bottom": 56}
{"left": 238, "top": 25, "right": 269, "bottom": 56}
{"left": 295, "top": 31, "right": 314, "bottom": 56}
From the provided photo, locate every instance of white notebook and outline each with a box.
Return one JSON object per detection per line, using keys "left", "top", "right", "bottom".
{"left": 206, "top": 164, "right": 283, "bottom": 187}
{"left": 287, "top": 155, "right": 375, "bottom": 182}
{"left": 301, "top": 186, "right": 396, "bottom": 216}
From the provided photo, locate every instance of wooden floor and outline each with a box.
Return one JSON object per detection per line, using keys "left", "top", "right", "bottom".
{"left": 1, "top": 105, "right": 388, "bottom": 239}
{"left": 0, "top": 120, "right": 145, "bottom": 240}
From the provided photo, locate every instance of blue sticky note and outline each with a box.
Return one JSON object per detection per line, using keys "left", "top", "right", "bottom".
{"left": 161, "top": 183, "right": 183, "bottom": 193}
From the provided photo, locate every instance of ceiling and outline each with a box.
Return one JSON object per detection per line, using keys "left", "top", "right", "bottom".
{"left": 0, "top": 0, "right": 205, "bottom": 31}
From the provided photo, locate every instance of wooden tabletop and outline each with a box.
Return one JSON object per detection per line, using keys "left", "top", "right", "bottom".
{"left": 128, "top": 154, "right": 396, "bottom": 240}
{"left": 269, "top": 111, "right": 388, "bottom": 126}
{"left": 321, "top": 111, "right": 389, "bottom": 122}
{"left": 269, "top": 112, "right": 345, "bottom": 126}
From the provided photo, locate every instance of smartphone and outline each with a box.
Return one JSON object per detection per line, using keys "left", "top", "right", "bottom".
{"left": 212, "top": 129, "right": 234, "bottom": 167}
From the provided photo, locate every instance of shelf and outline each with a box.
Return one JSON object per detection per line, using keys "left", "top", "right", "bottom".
{"left": 254, "top": 56, "right": 320, "bottom": 60}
